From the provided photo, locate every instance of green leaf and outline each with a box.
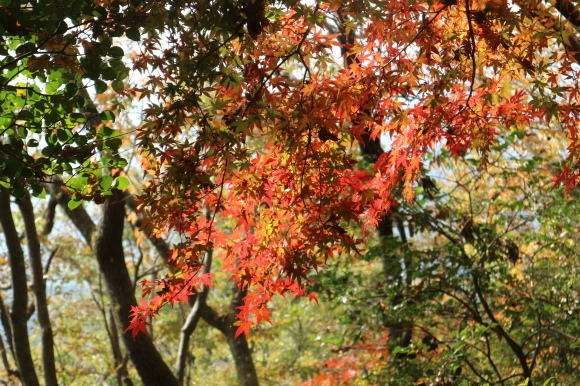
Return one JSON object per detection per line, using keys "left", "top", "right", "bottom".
{"left": 65, "top": 82, "right": 79, "bottom": 97}
{"left": 18, "top": 109, "right": 34, "bottom": 121}
{"left": 104, "top": 138, "right": 122, "bottom": 151}
{"left": 99, "top": 175, "right": 114, "bottom": 190}
{"left": 542, "top": 377, "right": 555, "bottom": 386}
{"left": 57, "top": 128, "right": 71, "bottom": 142}
{"left": 112, "top": 80, "right": 124, "bottom": 92}
{"left": 94, "top": 80, "right": 108, "bottom": 94}
{"left": 45, "top": 81, "right": 61, "bottom": 94}
{"left": 126, "top": 27, "right": 140, "bottom": 42}
{"left": 101, "top": 66, "right": 117, "bottom": 81}
{"left": 109, "top": 26, "right": 125, "bottom": 38}
{"left": 67, "top": 200, "right": 82, "bottom": 210}
{"left": 31, "top": 185, "right": 46, "bottom": 199}
{"left": 42, "top": 145, "right": 57, "bottom": 157}
{"left": 93, "top": 6, "right": 107, "bottom": 19}
{"left": 100, "top": 110, "right": 116, "bottom": 123}
{"left": 112, "top": 176, "right": 130, "bottom": 190}
{"left": 109, "top": 46, "right": 124, "bottom": 57}
{"left": 115, "top": 158, "right": 128, "bottom": 168}
{"left": 70, "top": 113, "right": 86, "bottom": 123}
{"left": 92, "top": 24, "right": 104, "bottom": 38}
{"left": 12, "top": 186, "right": 25, "bottom": 199}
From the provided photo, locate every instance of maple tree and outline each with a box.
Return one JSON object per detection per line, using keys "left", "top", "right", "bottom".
{"left": 2, "top": 0, "right": 580, "bottom": 384}
{"left": 128, "top": 0, "right": 580, "bottom": 341}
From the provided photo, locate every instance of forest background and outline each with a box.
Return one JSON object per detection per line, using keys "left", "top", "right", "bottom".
{"left": 0, "top": 0, "right": 579, "bottom": 385}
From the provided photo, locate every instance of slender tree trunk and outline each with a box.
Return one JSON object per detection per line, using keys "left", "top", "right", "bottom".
{"left": 175, "top": 247, "right": 212, "bottom": 384}
{"left": 175, "top": 297, "right": 200, "bottom": 383}
{"left": 16, "top": 195, "right": 58, "bottom": 386}
{"left": 0, "top": 188, "right": 39, "bottom": 386}
{"left": 108, "top": 308, "right": 133, "bottom": 386}
{"left": 199, "top": 293, "right": 259, "bottom": 386}
{"left": 0, "top": 294, "right": 15, "bottom": 368}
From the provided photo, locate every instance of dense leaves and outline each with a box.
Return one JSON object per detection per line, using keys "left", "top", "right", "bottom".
{"left": 0, "top": 0, "right": 134, "bottom": 201}
{"left": 126, "top": 0, "right": 580, "bottom": 339}
{"left": 2, "top": 0, "right": 580, "bottom": 384}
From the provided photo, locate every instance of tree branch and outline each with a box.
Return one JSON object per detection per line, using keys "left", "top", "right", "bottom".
{"left": 44, "top": 181, "right": 95, "bottom": 244}
{"left": 175, "top": 242, "right": 213, "bottom": 383}
{"left": 471, "top": 272, "right": 531, "bottom": 380}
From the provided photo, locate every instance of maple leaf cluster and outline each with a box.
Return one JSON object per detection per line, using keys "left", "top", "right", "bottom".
{"left": 127, "top": 0, "right": 580, "bottom": 337}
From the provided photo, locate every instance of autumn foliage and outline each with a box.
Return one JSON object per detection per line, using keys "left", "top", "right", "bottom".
{"left": 2, "top": 0, "right": 580, "bottom": 384}
{"left": 123, "top": 0, "right": 580, "bottom": 338}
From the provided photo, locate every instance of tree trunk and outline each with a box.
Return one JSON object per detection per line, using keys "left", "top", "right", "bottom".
{"left": 0, "top": 294, "right": 15, "bottom": 371}
{"left": 108, "top": 307, "right": 133, "bottom": 386}
{"left": 226, "top": 320, "right": 259, "bottom": 386}
{"left": 199, "top": 288, "right": 259, "bottom": 386}
{"left": 226, "top": 286, "right": 259, "bottom": 386}
{"left": 0, "top": 294, "right": 19, "bottom": 380}
{"left": 92, "top": 189, "right": 179, "bottom": 386}
{"left": 46, "top": 184, "right": 179, "bottom": 386}
{"left": 17, "top": 195, "right": 58, "bottom": 386}
{"left": 0, "top": 187, "right": 39, "bottom": 386}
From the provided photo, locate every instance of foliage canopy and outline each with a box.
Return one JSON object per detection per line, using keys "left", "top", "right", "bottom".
{"left": 1, "top": 0, "right": 580, "bottom": 384}
{"left": 125, "top": 0, "right": 580, "bottom": 338}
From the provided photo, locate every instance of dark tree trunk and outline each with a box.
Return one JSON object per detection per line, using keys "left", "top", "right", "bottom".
{"left": 108, "top": 308, "right": 133, "bottom": 386}
{"left": 92, "top": 189, "right": 179, "bottom": 386}
{"left": 46, "top": 184, "right": 179, "bottom": 386}
{"left": 226, "top": 325, "right": 259, "bottom": 386}
{"left": 226, "top": 286, "right": 259, "bottom": 386}
{"left": 17, "top": 195, "right": 58, "bottom": 386}
{"left": 198, "top": 288, "right": 259, "bottom": 386}
{"left": 0, "top": 291, "right": 15, "bottom": 370}
{"left": 0, "top": 187, "right": 39, "bottom": 386}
